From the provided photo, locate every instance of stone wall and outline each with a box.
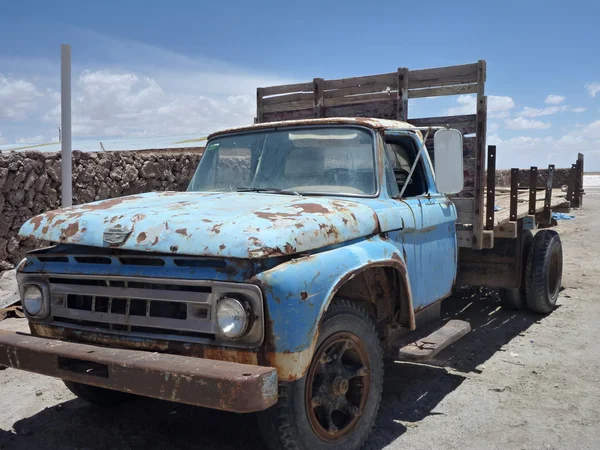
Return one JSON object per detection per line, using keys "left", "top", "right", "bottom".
{"left": 0, "top": 148, "right": 203, "bottom": 268}
{"left": 495, "top": 168, "right": 572, "bottom": 189}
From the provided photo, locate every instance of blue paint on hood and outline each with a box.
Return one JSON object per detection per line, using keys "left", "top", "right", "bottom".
{"left": 19, "top": 191, "right": 380, "bottom": 259}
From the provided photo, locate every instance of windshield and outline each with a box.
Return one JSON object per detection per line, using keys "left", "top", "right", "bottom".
{"left": 187, "top": 126, "right": 377, "bottom": 196}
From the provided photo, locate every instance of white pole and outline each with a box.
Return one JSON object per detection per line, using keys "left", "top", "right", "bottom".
{"left": 61, "top": 44, "right": 72, "bottom": 207}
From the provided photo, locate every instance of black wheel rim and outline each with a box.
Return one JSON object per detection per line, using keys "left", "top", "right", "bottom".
{"left": 305, "top": 332, "right": 370, "bottom": 442}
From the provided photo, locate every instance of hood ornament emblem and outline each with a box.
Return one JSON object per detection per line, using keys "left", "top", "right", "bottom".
{"left": 103, "top": 227, "right": 132, "bottom": 245}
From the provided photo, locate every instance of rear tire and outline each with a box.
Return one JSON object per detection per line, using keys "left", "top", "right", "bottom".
{"left": 63, "top": 380, "right": 133, "bottom": 407}
{"left": 499, "top": 230, "right": 534, "bottom": 310}
{"left": 525, "top": 230, "right": 563, "bottom": 314}
{"left": 258, "top": 299, "right": 383, "bottom": 450}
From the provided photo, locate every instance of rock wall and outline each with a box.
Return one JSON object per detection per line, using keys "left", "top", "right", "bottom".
{"left": 0, "top": 148, "right": 203, "bottom": 268}
{"left": 495, "top": 168, "right": 572, "bottom": 189}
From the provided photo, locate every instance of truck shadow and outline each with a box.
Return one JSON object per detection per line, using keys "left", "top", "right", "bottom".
{"left": 1, "top": 287, "right": 545, "bottom": 450}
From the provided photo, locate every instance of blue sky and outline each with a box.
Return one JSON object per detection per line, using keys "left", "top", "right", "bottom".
{"left": 1, "top": 0, "right": 599, "bottom": 169}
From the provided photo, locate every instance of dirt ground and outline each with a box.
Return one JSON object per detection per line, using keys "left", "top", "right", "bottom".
{"left": 1, "top": 183, "right": 599, "bottom": 450}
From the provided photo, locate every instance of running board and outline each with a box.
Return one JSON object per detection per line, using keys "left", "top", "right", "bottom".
{"left": 397, "top": 320, "right": 471, "bottom": 362}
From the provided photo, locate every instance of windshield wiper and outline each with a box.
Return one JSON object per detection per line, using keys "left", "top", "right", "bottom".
{"left": 236, "top": 187, "right": 302, "bottom": 196}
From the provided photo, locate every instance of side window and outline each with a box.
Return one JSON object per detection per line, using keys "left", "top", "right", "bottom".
{"left": 384, "top": 140, "right": 428, "bottom": 197}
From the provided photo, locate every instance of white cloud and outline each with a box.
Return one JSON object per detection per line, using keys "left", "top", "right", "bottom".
{"left": 446, "top": 94, "right": 515, "bottom": 118}
{"left": 489, "top": 129, "right": 600, "bottom": 170}
{"left": 577, "top": 120, "right": 600, "bottom": 139}
{"left": 571, "top": 107, "right": 586, "bottom": 113}
{"left": 15, "top": 135, "right": 46, "bottom": 145}
{"left": 0, "top": 74, "right": 42, "bottom": 120}
{"left": 545, "top": 94, "right": 565, "bottom": 104}
{"left": 505, "top": 117, "right": 551, "bottom": 130}
{"left": 0, "top": 132, "right": 6, "bottom": 145}
{"left": 39, "top": 67, "right": 293, "bottom": 138}
{"left": 586, "top": 82, "right": 600, "bottom": 98}
{"left": 489, "top": 123, "right": 499, "bottom": 132}
{"left": 519, "top": 106, "right": 560, "bottom": 117}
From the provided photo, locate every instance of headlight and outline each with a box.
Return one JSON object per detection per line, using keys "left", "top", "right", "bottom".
{"left": 22, "top": 285, "right": 44, "bottom": 316}
{"left": 216, "top": 298, "right": 249, "bottom": 339}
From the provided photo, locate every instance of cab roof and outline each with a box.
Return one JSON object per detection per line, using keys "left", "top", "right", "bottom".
{"left": 207, "top": 117, "right": 420, "bottom": 140}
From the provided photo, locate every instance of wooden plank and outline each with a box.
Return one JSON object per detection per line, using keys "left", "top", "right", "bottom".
{"left": 408, "top": 83, "right": 478, "bottom": 99}
{"left": 262, "top": 99, "right": 315, "bottom": 114}
{"left": 397, "top": 67, "right": 409, "bottom": 121}
{"left": 324, "top": 72, "right": 396, "bottom": 90}
{"left": 457, "top": 229, "right": 473, "bottom": 247}
{"left": 261, "top": 81, "right": 314, "bottom": 97}
{"left": 472, "top": 90, "right": 487, "bottom": 249}
{"left": 313, "top": 78, "right": 324, "bottom": 118}
{"left": 408, "top": 63, "right": 479, "bottom": 89}
{"left": 494, "top": 190, "right": 567, "bottom": 226}
{"left": 408, "top": 114, "right": 477, "bottom": 135}
{"left": 324, "top": 83, "right": 394, "bottom": 99}
{"left": 324, "top": 91, "right": 394, "bottom": 108}
{"left": 262, "top": 92, "right": 314, "bottom": 106}
{"left": 325, "top": 101, "right": 396, "bottom": 119}
{"left": 262, "top": 109, "right": 314, "bottom": 122}
{"left": 485, "top": 145, "right": 496, "bottom": 230}
{"left": 494, "top": 221, "right": 517, "bottom": 239}
{"left": 463, "top": 136, "right": 476, "bottom": 159}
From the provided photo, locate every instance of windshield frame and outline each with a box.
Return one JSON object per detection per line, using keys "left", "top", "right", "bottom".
{"left": 188, "top": 124, "right": 381, "bottom": 198}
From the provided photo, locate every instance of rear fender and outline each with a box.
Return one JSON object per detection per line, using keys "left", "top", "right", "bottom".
{"left": 252, "top": 235, "right": 413, "bottom": 381}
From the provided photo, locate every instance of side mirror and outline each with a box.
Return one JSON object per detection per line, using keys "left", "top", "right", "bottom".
{"left": 433, "top": 129, "right": 464, "bottom": 194}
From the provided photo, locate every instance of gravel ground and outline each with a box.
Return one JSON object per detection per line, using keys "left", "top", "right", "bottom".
{"left": 1, "top": 184, "right": 599, "bottom": 450}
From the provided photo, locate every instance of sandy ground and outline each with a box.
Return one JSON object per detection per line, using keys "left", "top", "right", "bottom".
{"left": 1, "top": 183, "right": 599, "bottom": 450}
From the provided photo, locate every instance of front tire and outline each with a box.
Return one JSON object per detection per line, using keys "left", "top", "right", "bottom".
{"left": 63, "top": 380, "right": 133, "bottom": 407}
{"left": 258, "top": 299, "right": 383, "bottom": 450}
{"left": 525, "top": 230, "right": 563, "bottom": 314}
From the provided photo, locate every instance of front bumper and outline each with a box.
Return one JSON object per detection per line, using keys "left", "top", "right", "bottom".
{"left": 0, "top": 331, "right": 278, "bottom": 413}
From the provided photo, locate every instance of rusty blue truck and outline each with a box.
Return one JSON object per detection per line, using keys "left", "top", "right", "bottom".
{"left": 0, "top": 61, "right": 582, "bottom": 450}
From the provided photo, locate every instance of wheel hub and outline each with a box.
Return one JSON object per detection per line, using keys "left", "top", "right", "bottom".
{"left": 332, "top": 377, "right": 349, "bottom": 396}
{"left": 305, "top": 332, "right": 371, "bottom": 442}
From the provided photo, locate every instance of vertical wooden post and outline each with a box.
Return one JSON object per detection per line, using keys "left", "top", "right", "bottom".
{"left": 313, "top": 78, "right": 324, "bottom": 118}
{"left": 256, "top": 87, "right": 264, "bottom": 123}
{"left": 510, "top": 168, "right": 519, "bottom": 221}
{"left": 485, "top": 145, "right": 496, "bottom": 230}
{"left": 528, "top": 167, "right": 538, "bottom": 215}
{"left": 396, "top": 67, "right": 409, "bottom": 121}
{"left": 472, "top": 59, "right": 487, "bottom": 249}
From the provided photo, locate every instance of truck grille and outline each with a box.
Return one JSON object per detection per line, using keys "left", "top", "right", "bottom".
{"left": 49, "top": 276, "right": 217, "bottom": 340}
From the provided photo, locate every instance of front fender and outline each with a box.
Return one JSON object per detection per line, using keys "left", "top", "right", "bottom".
{"left": 253, "top": 235, "right": 412, "bottom": 380}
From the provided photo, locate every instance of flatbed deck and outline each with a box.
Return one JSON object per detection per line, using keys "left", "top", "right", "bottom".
{"left": 494, "top": 189, "right": 569, "bottom": 226}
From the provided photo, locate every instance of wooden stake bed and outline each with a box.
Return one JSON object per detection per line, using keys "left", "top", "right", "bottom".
{"left": 494, "top": 189, "right": 569, "bottom": 226}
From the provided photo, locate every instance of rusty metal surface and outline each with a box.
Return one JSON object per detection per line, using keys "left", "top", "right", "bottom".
{"left": 207, "top": 117, "right": 418, "bottom": 140}
{"left": 19, "top": 192, "right": 379, "bottom": 259}
{"left": 485, "top": 145, "right": 496, "bottom": 230}
{"left": 510, "top": 168, "right": 519, "bottom": 221}
{"left": 0, "top": 330, "right": 277, "bottom": 413}
{"left": 528, "top": 167, "right": 538, "bottom": 215}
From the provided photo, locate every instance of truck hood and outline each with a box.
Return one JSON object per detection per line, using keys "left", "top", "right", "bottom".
{"left": 19, "top": 191, "right": 379, "bottom": 259}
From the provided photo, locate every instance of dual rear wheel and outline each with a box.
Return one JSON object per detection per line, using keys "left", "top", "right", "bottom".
{"left": 499, "top": 229, "right": 563, "bottom": 314}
